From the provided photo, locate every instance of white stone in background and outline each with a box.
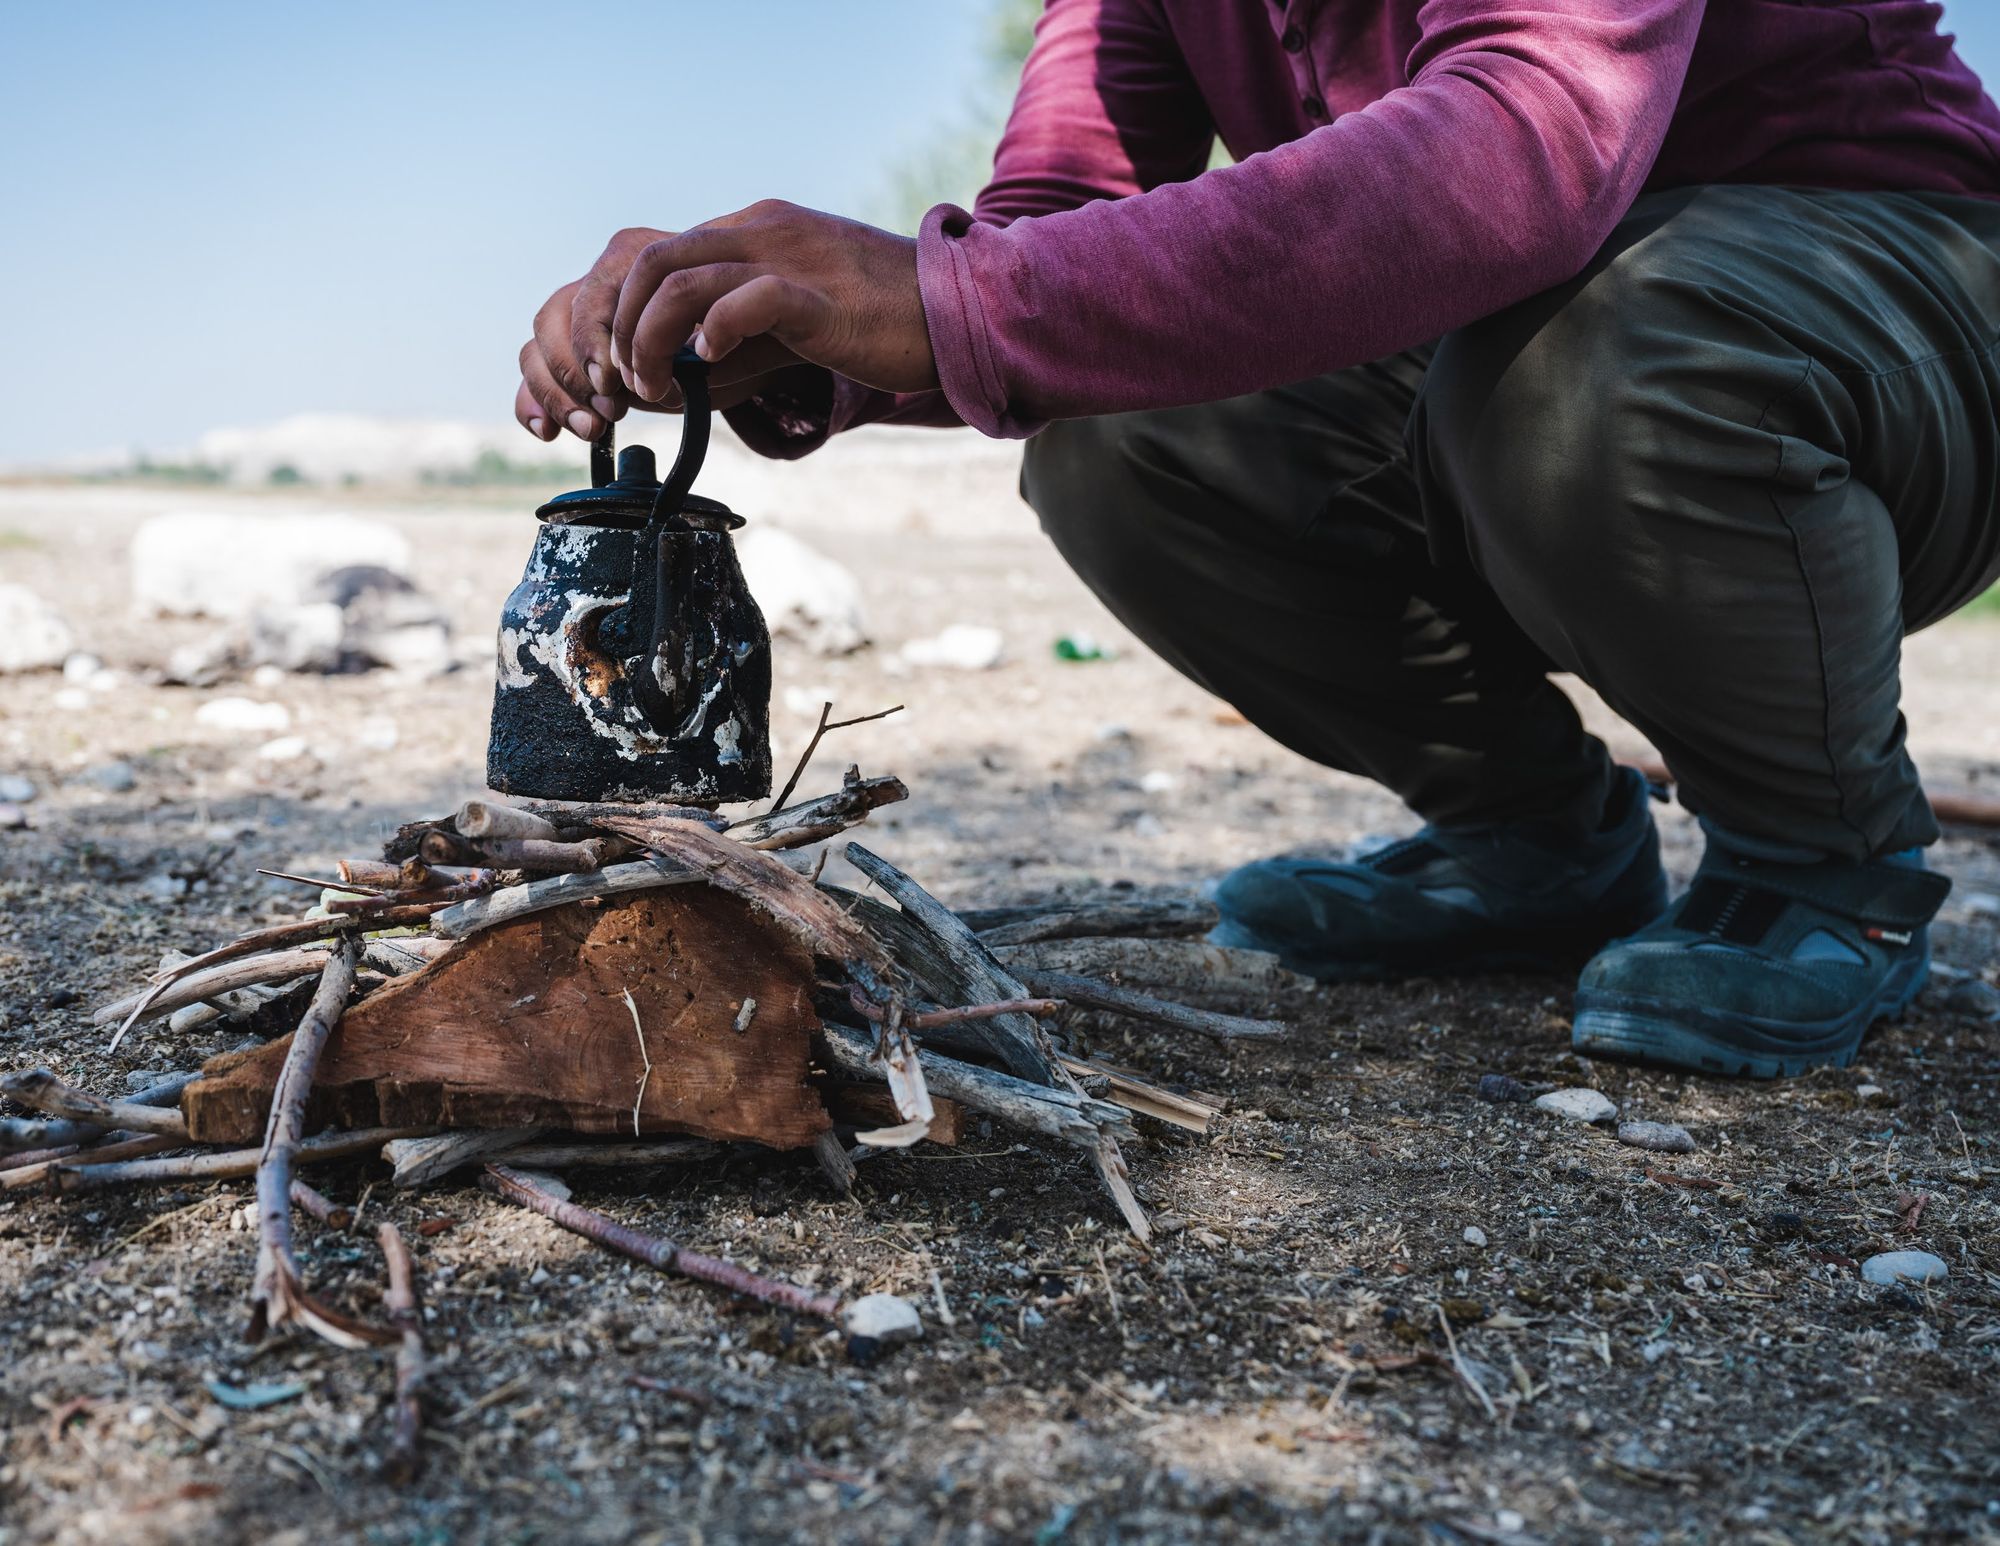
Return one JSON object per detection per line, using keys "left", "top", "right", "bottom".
{"left": 129, "top": 511, "right": 413, "bottom": 620}
{"left": 839, "top": 1292, "right": 923, "bottom": 1346}
{"left": 1140, "top": 770, "right": 1178, "bottom": 794}
{"left": 1617, "top": 1120, "right": 1696, "bottom": 1154}
{"left": 0, "top": 583, "right": 76, "bottom": 674}
{"left": 735, "top": 527, "right": 868, "bottom": 656}
{"left": 899, "top": 624, "right": 1004, "bottom": 671}
{"left": 195, "top": 697, "right": 292, "bottom": 733}
{"left": 1860, "top": 1250, "right": 1948, "bottom": 1286}
{"left": 0, "top": 775, "right": 35, "bottom": 803}
{"left": 1963, "top": 892, "right": 2000, "bottom": 919}
{"left": 1533, "top": 1087, "right": 1617, "bottom": 1124}
{"left": 357, "top": 717, "right": 400, "bottom": 751}
{"left": 74, "top": 760, "right": 136, "bottom": 793}
{"left": 61, "top": 652, "right": 103, "bottom": 683}
{"left": 246, "top": 602, "right": 346, "bottom": 673}
{"left": 256, "top": 736, "right": 309, "bottom": 762}
{"left": 1463, "top": 1225, "right": 1489, "bottom": 1248}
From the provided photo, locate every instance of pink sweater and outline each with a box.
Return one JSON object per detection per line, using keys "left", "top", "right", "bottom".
{"left": 731, "top": 0, "right": 2000, "bottom": 455}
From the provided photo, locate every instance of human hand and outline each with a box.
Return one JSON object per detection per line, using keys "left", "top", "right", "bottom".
{"left": 608, "top": 200, "right": 937, "bottom": 407}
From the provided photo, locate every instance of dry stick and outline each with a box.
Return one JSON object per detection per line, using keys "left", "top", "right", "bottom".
{"left": 841, "top": 844, "right": 1149, "bottom": 1242}
{"left": 455, "top": 799, "right": 563, "bottom": 842}
{"left": 327, "top": 878, "right": 505, "bottom": 918}
{"left": 0, "top": 1064, "right": 234, "bottom": 1154}
{"left": 429, "top": 859, "right": 709, "bottom": 940}
{"left": 54, "top": 1126, "right": 436, "bottom": 1194}
{"left": 969, "top": 897, "right": 1221, "bottom": 947}
{"left": 0, "top": 1070, "right": 190, "bottom": 1138}
{"left": 382, "top": 1129, "right": 548, "bottom": 1188}
{"left": 767, "top": 703, "right": 904, "bottom": 816}
{"left": 728, "top": 773, "right": 909, "bottom": 852}
{"left": 495, "top": 1139, "right": 716, "bottom": 1170}
{"left": 482, "top": 1164, "right": 843, "bottom": 1322}
{"left": 0, "top": 1133, "right": 182, "bottom": 1192}
{"left": 95, "top": 948, "right": 335, "bottom": 1033}
{"left": 992, "top": 937, "right": 1309, "bottom": 1011}
{"left": 257, "top": 867, "right": 377, "bottom": 895}
{"left": 846, "top": 986, "right": 1066, "bottom": 1031}
{"left": 840, "top": 845, "right": 1055, "bottom": 1085}
{"left": 377, "top": 1223, "right": 427, "bottom": 1484}
{"left": 248, "top": 939, "right": 394, "bottom": 1350}
{"left": 447, "top": 836, "right": 626, "bottom": 875}
{"left": 0, "top": 1143, "right": 79, "bottom": 1173}
{"left": 818, "top": 1024, "right": 1136, "bottom": 1150}
{"left": 290, "top": 1180, "right": 352, "bottom": 1230}
{"left": 1012, "top": 967, "right": 1288, "bottom": 1043}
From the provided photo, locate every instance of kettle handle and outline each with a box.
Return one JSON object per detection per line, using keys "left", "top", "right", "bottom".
{"left": 631, "top": 347, "right": 717, "bottom": 737}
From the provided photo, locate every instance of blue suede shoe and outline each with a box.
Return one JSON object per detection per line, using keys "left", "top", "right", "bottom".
{"left": 1211, "top": 767, "right": 1666, "bottom": 981}
{"left": 1572, "top": 845, "right": 1949, "bottom": 1078}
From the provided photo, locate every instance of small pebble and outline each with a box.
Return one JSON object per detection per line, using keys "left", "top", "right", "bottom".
{"left": 75, "top": 759, "right": 136, "bottom": 793}
{"left": 0, "top": 774, "right": 36, "bottom": 803}
{"left": 1933, "top": 978, "right": 2000, "bottom": 1021}
{"left": 1616, "top": 1120, "right": 1695, "bottom": 1154}
{"left": 1963, "top": 891, "right": 2000, "bottom": 918}
{"left": 1533, "top": 1087, "right": 1617, "bottom": 1124}
{"left": 841, "top": 1292, "right": 924, "bottom": 1360}
{"left": 1860, "top": 1250, "right": 1948, "bottom": 1286}
{"left": 1462, "top": 1225, "right": 1488, "bottom": 1248}
{"left": 1477, "top": 1073, "right": 1530, "bottom": 1104}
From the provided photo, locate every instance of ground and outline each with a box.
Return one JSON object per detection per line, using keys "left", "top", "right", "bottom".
{"left": 1, "top": 437, "right": 1997, "bottom": 1544}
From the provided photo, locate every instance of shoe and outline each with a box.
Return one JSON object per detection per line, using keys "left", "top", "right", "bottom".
{"left": 1571, "top": 845, "right": 1948, "bottom": 1078}
{"left": 1210, "top": 766, "right": 1666, "bottom": 981}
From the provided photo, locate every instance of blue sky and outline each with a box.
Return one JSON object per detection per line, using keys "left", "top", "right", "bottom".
{"left": 3, "top": 1, "right": 1999, "bottom": 464}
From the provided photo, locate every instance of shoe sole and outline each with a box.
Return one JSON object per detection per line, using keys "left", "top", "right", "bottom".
{"left": 1571, "top": 947, "right": 1929, "bottom": 1079}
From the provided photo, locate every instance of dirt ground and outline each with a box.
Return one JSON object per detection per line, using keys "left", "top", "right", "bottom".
{"left": 2, "top": 442, "right": 1998, "bottom": 1545}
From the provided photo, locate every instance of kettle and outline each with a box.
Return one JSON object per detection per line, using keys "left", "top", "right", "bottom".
{"left": 486, "top": 349, "right": 773, "bottom": 804}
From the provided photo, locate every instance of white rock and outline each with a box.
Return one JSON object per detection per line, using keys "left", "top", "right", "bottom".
{"left": 0, "top": 583, "right": 76, "bottom": 674}
{"left": 899, "top": 624, "right": 1004, "bottom": 671}
{"left": 735, "top": 527, "right": 867, "bottom": 656}
{"left": 357, "top": 717, "right": 400, "bottom": 751}
{"left": 195, "top": 697, "right": 292, "bottom": 733}
{"left": 507, "top": 1169, "right": 571, "bottom": 1202}
{"left": 246, "top": 602, "right": 346, "bottom": 673}
{"left": 1462, "top": 1225, "right": 1488, "bottom": 1248}
{"left": 0, "top": 775, "right": 36, "bottom": 803}
{"left": 61, "top": 652, "right": 103, "bottom": 683}
{"left": 1616, "top": 1120, "right": 1696, "bottom": 1154}
{"left": 1139, "top": 770, "right": 1178, "bottom": 794}
{"left": 255, "top": 736, "right": 309, "bottom": 762}
{"left": 1534, "top": 1087, "right": 1617, "bottom": 1124}
{"left": 1860, "top": 1250, "right": 1948, "bottom": 1286}
{"left": 839, "top": 1292, "right": 923, "bottom": 1345}
{"left": 129, "top": 511, "right": 412, "bottom": 620}
{"left": 51, "top": 687, "right": 88, "bottom": 711}
{"left": 1963, "top": 892, "right": 2000, "bottom": 919}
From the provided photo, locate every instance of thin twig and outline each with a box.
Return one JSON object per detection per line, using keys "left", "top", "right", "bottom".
{"left": 624, "top": 988, "right": 651, "bottom": 1139}
{"left": 290, "top": 1180, "right": 352, "bottom": 1230}
{"left": 377, "top": 1223, "right": 427, "bottom": 1484}
{"left": 53, "top": 1126, "right": 435, "bottom": 1193}
{"left": 256, "top": 868, "right": 376, "bottom": 895}
{"left": 845, "top": 986, "right": 1065, "bottom": 1031}
{"left": 769, "top": 703, "right": 903, "bottom": 814}
{"left": 1435, "top": 1302, "right": 1498, "bottom": 1422}
{"left": 481, "top": 1164, "right": 844, "bottom": 1322}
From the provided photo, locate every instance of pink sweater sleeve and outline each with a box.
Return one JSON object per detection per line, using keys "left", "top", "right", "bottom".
{"left": 726, "top": 0, "right": 1205, "bottom": 458}
{"left": 920, "top": 0, "right": 1705, "bottom": 438}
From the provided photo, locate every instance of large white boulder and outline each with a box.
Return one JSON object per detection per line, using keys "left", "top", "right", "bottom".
{"left": 130, "top": 511, "right": 414, "bottom": 619}
{"left": 735, "top": 526, "right": 867, "bottom": 656}
{"left": 0, "top": 583, "right": 76, "bottom": 673}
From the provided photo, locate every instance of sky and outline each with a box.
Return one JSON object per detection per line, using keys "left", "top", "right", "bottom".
{"left": 3, "top": 1, "right": 1999, "bottom": 465}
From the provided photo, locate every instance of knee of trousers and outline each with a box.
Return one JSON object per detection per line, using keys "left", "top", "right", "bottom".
{"left": 1018, "top": 412, "right": 1169, "bottom": 605}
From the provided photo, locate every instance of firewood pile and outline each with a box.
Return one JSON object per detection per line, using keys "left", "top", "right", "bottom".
{"left": 0, "top": 716, "right": 1298, "bottom": 1481}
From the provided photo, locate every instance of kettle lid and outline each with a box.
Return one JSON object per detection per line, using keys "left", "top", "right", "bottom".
{"left": 534, "top": 443, "right": 743, "bottom": 531}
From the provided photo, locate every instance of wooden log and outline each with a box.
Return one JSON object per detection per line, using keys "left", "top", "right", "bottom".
{"left": 818, "top": 1026, "right": 1133, "bottom": 1148}
{"left": 1056, "top": 1056, "right": 1225, "bottom": 1134}
{"left": 0, "top": 1133, "right": 183, "bottom": 1191}
{"left": 726, "top": 774, "right": 909, "bottom": 852}
{"left": 0, "top": 1070, "right": 190, "bottom": 1138}
{"left": 183, "top": 891, "right": 830, "bottom": 1149}
{"left": 993, "top": 938, "right": 1310, "bottom": 1011}
{"left": 968, "top": 896, "right": 1220, "bottom": 946}
{"left": 453, "top": 836, "right": 629, "bottom": 875}
{"left": 591, "top": 818, "right": 934, "bottom": 1129}
{"left": 1013, "top": 968, "right": 1287, "bottom": 1042}
{"left": 55, "top": 1126, "right": 435, "bottom": 1194}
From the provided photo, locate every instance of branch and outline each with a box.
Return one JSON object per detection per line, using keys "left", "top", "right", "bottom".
{"left": 248, "top": 940, "right": 394, "bottom": 1350}
{"left": 768, "top": 703, "right": 904, "bottom": 814}
{"left": 377, "top": 1223, "right": 427, "bottom": 1484}
{"left": 53, "top": 1126, "right": 436, "bottom": 1194}
{"left": 0, "top": 1070, "right": 189, "bottom": 1138}
{"left": 727, "top": 773, "right": 908, "bottom": 852}
{"left": 1012, "top": 968, "right": 1287, "bottom": 1042}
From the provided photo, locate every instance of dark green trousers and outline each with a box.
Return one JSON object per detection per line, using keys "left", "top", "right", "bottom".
{"left": 1022, "top": 186, "right": 2000, "bottom": 863}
